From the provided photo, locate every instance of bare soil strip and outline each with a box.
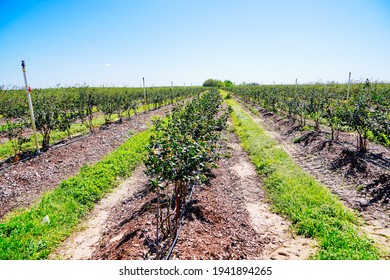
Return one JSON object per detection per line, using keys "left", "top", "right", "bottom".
{"left": 239, "top": 101, "right": 390, "bottom": 256}
{"left": 50, "top": 166, "right": 147, "bottom": 260}
{"left": 52, "top": 127, "right": 316, "bottom": 260}
{"left": 0, "top": 106, "right": 172, "bottom": 219}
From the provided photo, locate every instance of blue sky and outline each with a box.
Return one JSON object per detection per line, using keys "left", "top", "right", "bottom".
{"left": 1, "top": 0, "right": 389, "bottom": 88}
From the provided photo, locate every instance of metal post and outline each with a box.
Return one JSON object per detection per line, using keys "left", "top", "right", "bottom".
{"left": 347, "top": 72, "right": 351, "bottom": 100}
{"left": 21, "top": 61, "right": 39, "bottom": 151}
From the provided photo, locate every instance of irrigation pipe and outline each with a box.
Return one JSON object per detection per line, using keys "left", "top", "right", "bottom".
{"left": 164, "top": 182, "right": 197, "bottom": 260}
{"left": 0, "top": 133, "right": 90, "bottom": 173}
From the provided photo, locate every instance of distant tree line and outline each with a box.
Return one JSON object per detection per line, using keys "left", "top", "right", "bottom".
{"left": 202, "top": 79, "right": 234, "bottom": 88}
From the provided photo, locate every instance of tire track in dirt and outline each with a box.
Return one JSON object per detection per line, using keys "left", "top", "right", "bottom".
{"left": 50, "top": 166, "right": 147, "bottom": 260}
{"left": 238, "top": 101, "right": 390, "bottom": 257}
{"left": 226, "top": 135, "right": 316, "bottom": 259}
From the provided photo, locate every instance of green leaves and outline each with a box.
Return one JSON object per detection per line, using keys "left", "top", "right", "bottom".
{"left": 145, "top": 89, "right": 229, "bottom": 257}
{"left": 0, "top": 86, "right": 204, "bottom": 157}
{"left": 146, "top": 90, "right": 227, "bottom": 183}
{"left": 33, "top": 90, "right": 62, "bottom": 149}
{"left": 230, "top": 81, "right": 390, "bottom": 152}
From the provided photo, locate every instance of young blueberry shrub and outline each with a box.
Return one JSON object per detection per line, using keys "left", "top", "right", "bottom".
{"left": 144, "top": 89, "right": 230, "bottom": 259}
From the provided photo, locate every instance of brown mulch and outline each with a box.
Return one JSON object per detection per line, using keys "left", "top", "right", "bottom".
{"left": 171, "top": 177, "right": 267, "bottom": 260}
{"left": 91, "top": 133, "right": 271, "bottom": 260}
{"left": 0, "top": 106, "right": 173, "bottom": 219}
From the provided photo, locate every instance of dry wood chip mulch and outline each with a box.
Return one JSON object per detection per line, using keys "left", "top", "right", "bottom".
{"left": 171, "top": 177, "right": 267, "bottom": 260}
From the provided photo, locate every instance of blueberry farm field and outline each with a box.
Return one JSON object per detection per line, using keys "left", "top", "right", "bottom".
{"left": 0, "top": 84, "right": 389, "bottom": 260}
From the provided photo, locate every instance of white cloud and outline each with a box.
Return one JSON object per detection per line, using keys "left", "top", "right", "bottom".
{"left": 104, "top": 63, "right": 111, "bottom": 67}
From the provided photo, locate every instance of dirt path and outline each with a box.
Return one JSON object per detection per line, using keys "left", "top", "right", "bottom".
{"left": 227, "top": 139, "right": 315, "bottom": 259}
{"left": 0, "top": 106, "right": 173, "bottom": 219}
{"left": 51, "top": 126, "right": 316, "bottom": 260}
{"left": 50, "top": 166, "right": 147, "bottom": 260}
{"left": 238, "top": 100, "right": 390, "bottom": 256}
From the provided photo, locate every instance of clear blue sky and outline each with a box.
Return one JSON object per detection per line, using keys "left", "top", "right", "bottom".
{"left": 1, "top": 0, "right": 390, "bottom": 88}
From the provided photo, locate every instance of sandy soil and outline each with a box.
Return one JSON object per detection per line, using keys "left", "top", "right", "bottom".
{"left": 50, "top": 166, "right": 147, "bottom": 260}
{"left": 227, "top": 140, "right": 315, "bottom": 259}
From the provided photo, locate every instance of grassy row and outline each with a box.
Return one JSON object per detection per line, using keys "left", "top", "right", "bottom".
{"left": 0, "top": 129, "right": 151, "bottom": 260}
{"left": 224, "top": 93, "right": 380, "bottom": 260}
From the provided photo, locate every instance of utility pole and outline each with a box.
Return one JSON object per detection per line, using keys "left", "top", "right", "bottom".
{"left": 21, "top": 60, "right": 39, "bottom": 151}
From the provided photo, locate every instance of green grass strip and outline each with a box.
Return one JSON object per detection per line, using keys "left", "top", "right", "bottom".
{"left": 224, "top": 94, "right": 380, "bottom": 260}
{"left": 0, "top": 129, "right": 151, "bottom": 260}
